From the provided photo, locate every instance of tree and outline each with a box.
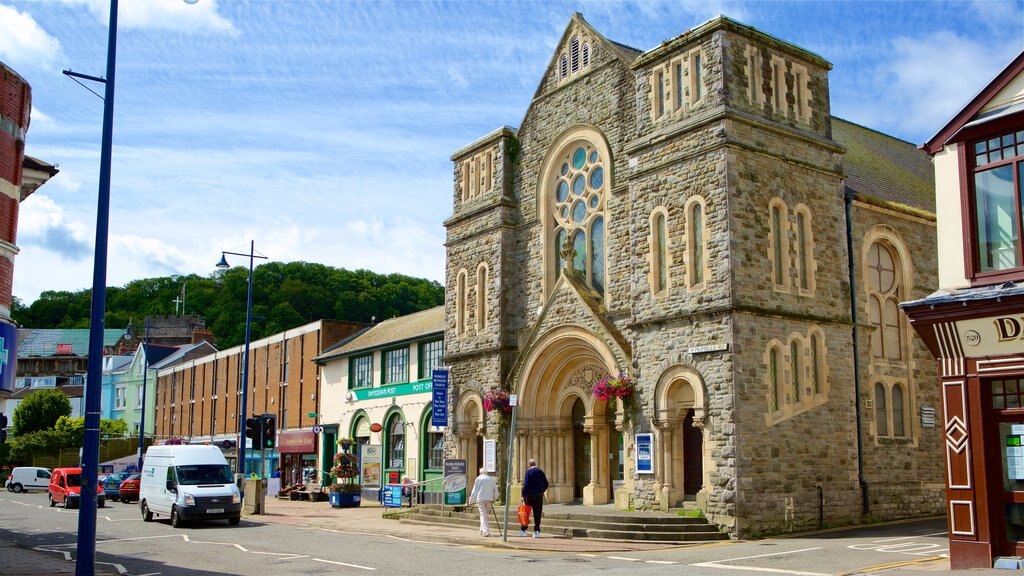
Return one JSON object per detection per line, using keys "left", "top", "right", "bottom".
{"left": 12, "top": 389, "right": 71, "bottom": 436}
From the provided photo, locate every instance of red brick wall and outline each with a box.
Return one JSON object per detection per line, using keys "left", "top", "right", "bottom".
{"left": 0, "top": 64, "right": 31, "bottom": 187}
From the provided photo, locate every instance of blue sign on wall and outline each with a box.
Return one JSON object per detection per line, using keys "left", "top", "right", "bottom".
{"left": 0, "top": 323, "right": 16, "bottom": 393}
{"left": 431, "top": 369, "right": 448, "bottom": 428}
{"left": 636, "top": 433, "right": 653, "bottom": 474}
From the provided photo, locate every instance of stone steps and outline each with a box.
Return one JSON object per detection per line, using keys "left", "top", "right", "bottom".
{"left": 398, "top": 505, "right": 728, "bottom": 543}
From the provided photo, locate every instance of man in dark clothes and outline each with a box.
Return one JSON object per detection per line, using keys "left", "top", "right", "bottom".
{"left": 520, "top": 458, "right": 549, "bottom": 537}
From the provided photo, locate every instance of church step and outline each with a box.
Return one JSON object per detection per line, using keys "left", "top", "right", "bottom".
{"left": 397, "top": 507, "right": 728, "bottom": 542}
{"left": 412, "top": 505, "right": 713, "bottom": 526}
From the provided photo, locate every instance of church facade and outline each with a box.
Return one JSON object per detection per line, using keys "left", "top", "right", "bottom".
{"left": 443, "top": 14, "right": 943, "bottom": 537}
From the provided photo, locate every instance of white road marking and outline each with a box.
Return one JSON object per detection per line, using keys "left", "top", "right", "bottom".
{"left": 313, "top": 558, "right": 376, "bottom": 570}
{"left": 645, "top": 560, "right": 678, "bottom": 564}
{"left": 607, "top": 556, "right": 642, "bottom": 562}
{"left": 692, "top": 547, "right": 828, "bottom": 576}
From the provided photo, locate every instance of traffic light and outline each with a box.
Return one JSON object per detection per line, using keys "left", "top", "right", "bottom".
{"left": 0, "top": 412, "right": 7, "bottom": 445}
{"left": 261, "top": 415, "right": 276, "bottom": 449}
{"left": 244, "top": 417, "right": 261, "bottom": 447}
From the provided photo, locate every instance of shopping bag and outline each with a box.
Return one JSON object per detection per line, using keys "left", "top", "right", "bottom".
{"left": 517, "top": 503, "right": 532, "bottom": 526}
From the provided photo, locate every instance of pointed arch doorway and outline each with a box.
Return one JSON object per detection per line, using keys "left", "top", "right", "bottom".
{"left": 514, "top": 326, "right": 623, "bottom": 505}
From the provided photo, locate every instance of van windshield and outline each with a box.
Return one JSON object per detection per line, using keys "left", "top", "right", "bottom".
{"left": 66, "top": 474, "right": 81, "bottom": 487}
{"left": 174, "top": 465, "right": 233, "bottom": 485}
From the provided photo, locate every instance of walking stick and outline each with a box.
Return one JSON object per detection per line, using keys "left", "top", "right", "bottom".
{"left": 491, "top": 504, "right": 503, "bottom": 538}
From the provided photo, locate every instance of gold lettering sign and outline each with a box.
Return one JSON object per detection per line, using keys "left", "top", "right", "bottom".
{"left": 994, "top": 316, "right": 1024, "bottom": 342}
{"left": 956, "top": 314, "right": 1024, "bottom": 357}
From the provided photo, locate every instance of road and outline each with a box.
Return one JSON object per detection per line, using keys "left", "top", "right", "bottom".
{"left": 0, "top": 490, "right": 963, "bottom": 576}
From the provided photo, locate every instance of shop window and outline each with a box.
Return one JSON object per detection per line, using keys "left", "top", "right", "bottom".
{"left": 426, "top": 430, "right": 444, "bottom": 470}
{"left": 387, "top": 415, "right": 405, "bottom": 469}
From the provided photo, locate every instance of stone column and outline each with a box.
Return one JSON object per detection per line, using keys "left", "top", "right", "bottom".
{"left": 658, "top": 422, "right": 676, "bottom": 511}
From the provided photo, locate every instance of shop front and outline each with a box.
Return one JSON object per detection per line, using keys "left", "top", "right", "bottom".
{"left": 277, "top": 430, "right": 318, "bottom": 487}
{"left": 903, "top": 288, "right": 1024, "bottom": 568}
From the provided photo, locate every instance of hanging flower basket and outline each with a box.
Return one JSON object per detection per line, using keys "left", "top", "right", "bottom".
{"left": 483, "top": 388, "right": 513, "bottom": 415}
{"left": 593, "top": 373, "right": 636, "bottom": 401}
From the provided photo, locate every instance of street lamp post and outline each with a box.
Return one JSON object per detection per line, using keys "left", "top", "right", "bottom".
{"left": 217, "top": 241, "right": 267, "bottom": 480}
{"left": 136, "top": 317, "right": 150, "bottom": 472}
{"left": 75, "top": 1, "right": 119, "bottom": 573}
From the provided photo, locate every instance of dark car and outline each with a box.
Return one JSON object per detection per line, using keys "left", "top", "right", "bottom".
{"left": 102, "top": 472, "right": 128, "bottom": 501}
{"left": 118, "top": 473, "right": 141, "bottom": 504}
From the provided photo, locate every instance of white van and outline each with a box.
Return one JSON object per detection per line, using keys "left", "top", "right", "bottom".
{"left": 6, "top": 467, "right": 50, "bottom": 492}
{"left": 139, "top": 445, "right": 241, "bottom": 527}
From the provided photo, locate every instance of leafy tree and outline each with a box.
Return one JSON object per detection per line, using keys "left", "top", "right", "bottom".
{"left": 12, "top": 389, "right": 71, "bottom": 436}
{"left": 12, "top": 262, "right": 445, "bottom": 349}
{"left": 51, "top": 416, "right": 129, "bottom": 447}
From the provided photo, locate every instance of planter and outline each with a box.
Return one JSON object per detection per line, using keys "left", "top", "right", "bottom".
{"left": 330, "top": 491, "right": 361, "bottom": 508}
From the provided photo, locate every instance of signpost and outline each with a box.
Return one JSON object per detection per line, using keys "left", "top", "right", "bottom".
{"left": 382, "top": 484, "right": 404, "bottom": 507}
{"left": 431, "top": 369, "right": 448, "bottom": 428}
{"left": 443, "top": 459, "right": 467, "bottom": 506}
{"left": 483, "top": 439, "right": 497, "bottom": 473}
{"left": 502, "top": 393, "right": 518, "bottom": 542}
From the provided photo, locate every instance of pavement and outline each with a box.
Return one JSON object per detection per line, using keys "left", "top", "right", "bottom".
{"left": 0, "top": 494, "right": 967, "bottom": 575}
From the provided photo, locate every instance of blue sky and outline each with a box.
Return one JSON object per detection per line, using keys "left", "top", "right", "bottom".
{"left": 1, "top": 0, "right": 1022, "bottom": 304}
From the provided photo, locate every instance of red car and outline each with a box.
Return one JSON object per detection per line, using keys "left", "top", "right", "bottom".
{"left": 118, "top": 473, "right": 141, "bottom": 503}
{"left": 48, "top": 467, "right": 105, "bottom": 509}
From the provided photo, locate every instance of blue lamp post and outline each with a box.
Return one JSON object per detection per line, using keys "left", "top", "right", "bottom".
{"left": 136, "top": 317, "right": 150, "bottom": 472}
{"left": 217, "top": 241, "right": 267, "bottom": 480}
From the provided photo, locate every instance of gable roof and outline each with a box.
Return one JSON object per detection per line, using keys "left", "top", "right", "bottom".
{"left": 315, "top": 306, "right": 444, "bottom": 362}
{"left": 150, "top": 341, "right": 217, "bottom": 371}
{"left": 923, "top": 50, "right": 1024, "bottom": 155}
{"left": 833, "top": 117, "right": 935, "bottom": 214}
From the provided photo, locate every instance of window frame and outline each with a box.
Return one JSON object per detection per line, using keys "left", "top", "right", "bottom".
{"left": 349, "top": 354, "right": 373, "bottom": 389}
{"left": 418, "top": 339, "right": 444, "bottom": 380}
{"left": 960, "top": 125, "right": 1024, "bottom": 284}
{"left": 382, "top": 346, "right": 409, "bottom": 386}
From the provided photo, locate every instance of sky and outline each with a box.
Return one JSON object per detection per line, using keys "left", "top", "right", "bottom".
{"left": 1, "top": 0, "right": 1022, "bottom": 305}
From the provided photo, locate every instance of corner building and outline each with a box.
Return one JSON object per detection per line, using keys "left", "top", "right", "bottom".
{"left": 443, "top": 14, "right": 943, "bottom": 537}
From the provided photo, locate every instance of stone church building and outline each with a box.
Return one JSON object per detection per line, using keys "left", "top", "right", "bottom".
{"left": 443, "top": 14, "right": 943, "bottom": 537}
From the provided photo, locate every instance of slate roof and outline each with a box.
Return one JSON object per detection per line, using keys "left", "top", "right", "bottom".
{"left": 901, "top": 281, "right": 1024, "bottom": 308}
{"left": 10, "top": 384, "right": 84, "bottom": 400}
{"left": 150, "top": 341, "right": 217, "bottom": 370}
{"left": 18, "top": 329, "right": 126, "bottom": 357}
{"left": 316, "top": 306, "right": 444, "bottom": 362}
{"left": 832, "top": 117, "right": 935, "bottom": 214}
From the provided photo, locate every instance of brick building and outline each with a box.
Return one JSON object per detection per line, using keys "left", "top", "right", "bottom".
{"left": 443, "top": 14, "right": 942, "bottom": 538}
{"left": 153, "top": 319, "right": 365, "bottom": 478}
{"left": 0, "top": 61, "right": 57, "bottom": 404}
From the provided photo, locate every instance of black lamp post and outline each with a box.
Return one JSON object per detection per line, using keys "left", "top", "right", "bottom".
{"left": 217, "top": 241, "right": 267, "bottom": 480}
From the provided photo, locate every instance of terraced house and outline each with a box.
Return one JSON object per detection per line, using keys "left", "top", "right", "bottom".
{"left": 443, "top": 14, "right": 942, "bottom": 537}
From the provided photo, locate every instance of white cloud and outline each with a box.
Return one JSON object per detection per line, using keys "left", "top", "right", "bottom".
{"left": 0, "top": 3, "right": 62, "bottom": 70}
{"left": 60, "top": 0, "right": 237, "bottom": 35}
{"left": 16, "top": 194, "right": 92, "bottom": 260}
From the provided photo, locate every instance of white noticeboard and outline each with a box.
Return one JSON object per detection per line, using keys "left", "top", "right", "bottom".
{"left": 483, "top": 439, "right": 497, "bottom": 473}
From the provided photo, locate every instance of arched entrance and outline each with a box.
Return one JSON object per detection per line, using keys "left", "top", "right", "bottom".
{"left": 514, "top": 326, "right": 623, "bottom": 505}
{"left": 655, "top": 366, "right": 708, "bottom": 510}
{"left": 453, "top": 391, "right": 485, "bottom": 478}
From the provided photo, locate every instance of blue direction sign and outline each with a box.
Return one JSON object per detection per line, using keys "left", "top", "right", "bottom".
{"left": 431, "top": 369, "right": 449, "bottom": 428}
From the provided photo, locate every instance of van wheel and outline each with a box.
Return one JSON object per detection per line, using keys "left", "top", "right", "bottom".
{"left": 98, "top": 499, "right": 105, "bottom": 509}
{"left": 49, "top": 494, "right": 55, "bottom": 507}
{"left": 228, "top": 515, "right": 240, "bottom": 526}
{"left": 141, "top": 502, "right": 153, "bottom": 522}
{"left": 12, "top": 483, "right": 22, "bottom": 493}
{"left": 171, "top": 506, "right": 183, "bottom": 528}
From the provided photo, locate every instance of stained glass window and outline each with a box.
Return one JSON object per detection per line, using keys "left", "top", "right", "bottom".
{"left": 552, "top": 140, "right": 606, "bottom": 293}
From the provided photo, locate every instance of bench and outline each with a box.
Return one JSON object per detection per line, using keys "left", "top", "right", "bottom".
{"left": 288, "top": 484, "right": 326, "bottom": 502}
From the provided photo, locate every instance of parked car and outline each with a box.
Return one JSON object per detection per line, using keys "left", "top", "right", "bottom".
{"left": 139, "top": 445, "right": 240, "bottom": 527}
{"left": 6, "top": 467, "right": 51, "bottom": 493}
{"left": 102, "top": 472, "right": 129, "bottom": 501}
{"left": 118, "top": 473, "right": 141, "bottom": 503}
{"left": 48, "top": 467, "right": 105, "bottom": 509}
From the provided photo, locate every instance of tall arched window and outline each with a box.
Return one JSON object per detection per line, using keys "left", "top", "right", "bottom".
{"left": 551, "top": 141, "right": 606, "bottom": 294}
{"left": 867, "top": 242, "right": 904, "bottom": 360}
{"left": 455, "top": 270, "right": 467, "bottom": 336}
{"left": 874, "top": 383, "right": 888, "bottom": 436}
{"left": 423, "top": 404, "right": 444, "bottom": 472}
{"left": 769, "top": 347, "right": 780, "bottom": 411}
{"left": 651, "top": 210, "right": 668, "bottom": 295}
{"left": 352, "top": 414, "right": 371, "bottom": 447}
{"left": 795, "top": 206, "right": 814, "bottom": 293}
{"left": 570, "top": 36, "right": 580, "bottom": 73}
{"left": 688, "top": 200, "right": 705, "bottom": 287}
{"left": 892, "top": 384, "right": 906, "bottom": 437}
{"left": 386, "top": 414, "right": 405, "bottom": 470}
{"left": 810, "top": 333, "right": 822, "bottom": 395}
{"left": 476, "top": 264, "right": 488, "bottom": 331}
{"left": 769, "top": 200, "right": 789, "bottom": 289}
{"left": 790, "top": 340, "right": 801, "bottom": 402}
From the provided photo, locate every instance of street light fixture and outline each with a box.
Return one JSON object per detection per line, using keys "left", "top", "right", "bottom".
{"left": 217, "top": 241, "right": 267, "bottom": 480}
